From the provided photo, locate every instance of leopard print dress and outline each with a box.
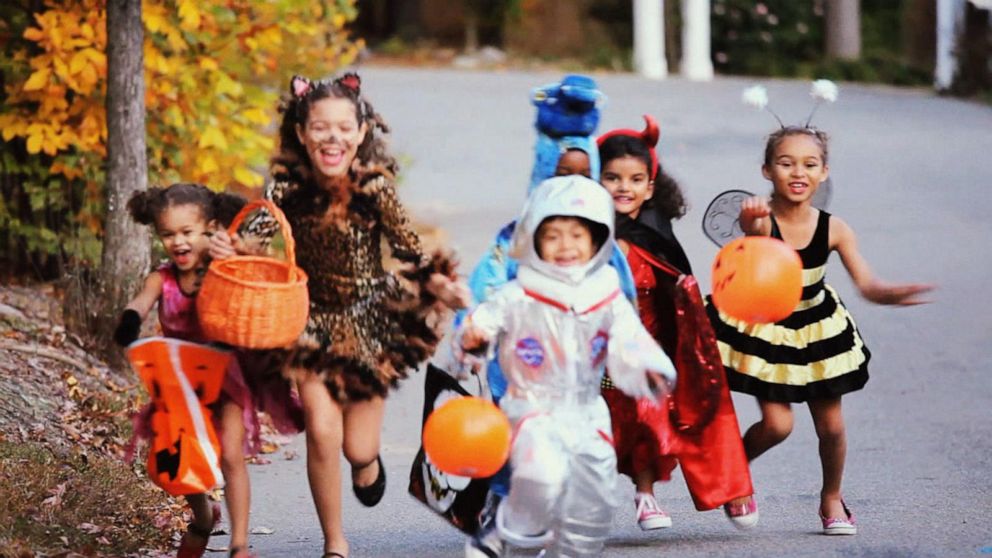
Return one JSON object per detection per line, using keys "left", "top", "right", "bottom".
{"left": 242, "top": 169, "right": 453, "bottom": 402}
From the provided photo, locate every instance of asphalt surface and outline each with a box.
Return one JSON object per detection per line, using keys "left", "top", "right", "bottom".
{"left": 220, "top": 67, "right": 992, "bottom": 558}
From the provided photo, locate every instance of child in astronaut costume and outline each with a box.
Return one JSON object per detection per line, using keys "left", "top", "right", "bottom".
{"left": 457, "top": 175, "right": 677, "bottom": 557}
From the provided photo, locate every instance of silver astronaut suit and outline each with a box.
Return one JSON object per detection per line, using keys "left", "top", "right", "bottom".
{"left": 457, "top": 176, "right": 677, "bottom": 557}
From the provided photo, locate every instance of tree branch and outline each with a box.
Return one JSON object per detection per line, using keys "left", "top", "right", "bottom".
{"left": 0, "top": 341, "right": 93, "bottom": 373}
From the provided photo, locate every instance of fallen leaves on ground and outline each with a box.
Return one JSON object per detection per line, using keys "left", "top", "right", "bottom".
{"left": 0, "top": 285, "right": 176, "bottom": 557}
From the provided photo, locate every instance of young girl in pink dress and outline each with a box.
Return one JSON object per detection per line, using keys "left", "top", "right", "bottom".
{"left": 115, "top": 183, "right": 302, "bottom": 558}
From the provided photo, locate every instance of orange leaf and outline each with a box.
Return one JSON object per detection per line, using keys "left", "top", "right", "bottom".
{"left": 23, "top": 27, "right": 45, "bottom": 42}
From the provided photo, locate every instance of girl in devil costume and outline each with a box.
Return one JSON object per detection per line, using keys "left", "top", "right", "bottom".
{"left": 597, "top": 117, "right": 758, "bottom": 530}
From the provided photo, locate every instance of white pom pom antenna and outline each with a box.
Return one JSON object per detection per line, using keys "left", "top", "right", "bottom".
{"left": 810, "top": 79, "right": 839, "bottom": 103}
{"left": 742, "top": 85, "right": 769, "bottom": 110}
{"left": 741, "top": 84, "right": 784, "bottom": 127}
{"left": 806, "top": 79, "right": 839, "bottom": 126}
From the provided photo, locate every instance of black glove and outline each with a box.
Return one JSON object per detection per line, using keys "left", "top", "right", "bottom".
{"left": 114, "top": 309, "right": 142, "bottom": 347}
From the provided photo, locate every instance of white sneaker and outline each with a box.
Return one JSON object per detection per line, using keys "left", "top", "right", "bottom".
{"left": 635, "top": 492, "right": 673, "bottom": 530}
{"left": 723, "top": 496, "right": 760, "bottom": 530}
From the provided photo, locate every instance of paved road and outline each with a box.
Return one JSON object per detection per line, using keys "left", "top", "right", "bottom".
{"left": 227, "top": 67, "right": 992, "bottom": 557}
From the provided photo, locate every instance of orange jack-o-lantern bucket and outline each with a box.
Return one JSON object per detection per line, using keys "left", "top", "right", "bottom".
{"left": 127, "top": 337, "right": 230, "bottom": 495}
{"left": 711, "top": 236, "right": 803, "bottom": 324}
{"left": 423, "top": 396, "right": 511, "bottom": 479}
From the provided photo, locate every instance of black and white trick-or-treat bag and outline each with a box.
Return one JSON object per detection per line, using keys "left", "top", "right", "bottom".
{"left": 408, "top": 362, "right": 492, "bottom": 534}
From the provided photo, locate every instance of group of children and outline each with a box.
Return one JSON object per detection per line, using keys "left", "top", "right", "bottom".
{"left": 115, "top": 72, "right": 931, "bottom": 558}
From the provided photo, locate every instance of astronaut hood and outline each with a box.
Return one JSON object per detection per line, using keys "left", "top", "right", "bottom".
{"left": 510, "top": 175, "right": 615, "bottom": 286}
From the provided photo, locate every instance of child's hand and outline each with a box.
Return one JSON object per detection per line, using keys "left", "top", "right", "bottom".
{"left": 739, "top": 196, "right": 772, "bottom": 236}
{"left": 427, "top": 273, "right": 471, "bottom": 310}
{"left": 460, "top": 326, "right": 490, "bottom": 354}
{"left": 114, "top": 309, "right": 141, "bottom": 347}
{"left": 740, "top": 196, "right": 771, "bottom": 221}
{"left": 209, "top": 230, "right": 241, "bottom": 260}
{"left": 646, "top": 371, "right": 675, "bottom": 399}
{"left": 862, "top": 281, "right": 935, "bottom": 306}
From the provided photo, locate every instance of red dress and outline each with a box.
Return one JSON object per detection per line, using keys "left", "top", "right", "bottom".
{"left": 602, "top": 244, "right": 753, "bottom": 510}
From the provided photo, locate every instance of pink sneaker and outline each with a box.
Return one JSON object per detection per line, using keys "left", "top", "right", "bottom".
{"left": 820, "top": 499, "right": 857, "bottom": 535}
{"left": 723, "top": 495, "right": 759, "bottom": 530}
{"left": 634, "top": 493, "right": 672, "bottom": 530}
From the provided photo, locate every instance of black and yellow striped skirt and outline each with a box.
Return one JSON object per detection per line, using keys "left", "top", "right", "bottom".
{"left": 706, "top": 284, "right": 870, "bottom": 402}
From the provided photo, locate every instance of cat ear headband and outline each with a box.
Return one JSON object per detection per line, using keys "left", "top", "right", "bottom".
{"left": 290, "top": 72, "right": 372, "bottom": 123}
{"left": 290, "top": 72, "right": 362, "bottom": 98}
{"left": 334, "top": 72, "right": 361, "bottom": 95}
{"left": 596, "top": 114, "right": 660, "bottom": 180}
{"left": 742, "top": 79, "right": 839, "bottom": 129}
{"left": 291, "top": 75, "right": 313, "bottom": 98}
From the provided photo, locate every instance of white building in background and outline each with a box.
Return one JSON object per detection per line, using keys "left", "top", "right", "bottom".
{"left": 681, "top": 0, "right": 714, "bottom": 81}
{"left": 936, "top": 0, "right": 967, "bottom": 90}
{"left": 633, "top": 0, "right": 667, "bottom": 79}
{"left": 632, "top": 0, "right": 713, "bottom": 81}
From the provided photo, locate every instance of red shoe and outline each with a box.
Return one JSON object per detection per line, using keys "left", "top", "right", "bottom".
{"left": 723, "top": 495, "right": 759, "bottom": 530}
{"left": 177, "top": 504, "right": 221, "bottom": 558}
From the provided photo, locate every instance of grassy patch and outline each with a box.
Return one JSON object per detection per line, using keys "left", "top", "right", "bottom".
{"left": 0, "top": 441, "right": 175, "bottom": 557}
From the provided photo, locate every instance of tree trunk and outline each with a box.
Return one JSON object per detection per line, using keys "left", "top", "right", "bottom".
{"left": 903, "top": 0, "right": 936, "bottom": 74}
{"left": 464, "top": 11, "right": 479, "bottom": 53}
{"left": 98, "top": 0, "right": 149, "bottom": 358}
{"left": 825, "top": 0, "right": 862, "bottom": 60}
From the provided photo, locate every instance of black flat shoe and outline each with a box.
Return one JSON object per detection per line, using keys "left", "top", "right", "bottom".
{"left": 352, "top": 454, "right": 386, "bottom": 507}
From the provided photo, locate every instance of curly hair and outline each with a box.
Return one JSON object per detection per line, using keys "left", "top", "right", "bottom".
{"left": 598, "top": 134, "right": 687, "bottom": 221}
{"left": 272, "top": 73, "right": 397, "bottom": 189}
{"left": 126, "top": 183, "right": 246, "bottom": 228}
{"left": 763, "top": 126, "right": 830, "bottom": 166}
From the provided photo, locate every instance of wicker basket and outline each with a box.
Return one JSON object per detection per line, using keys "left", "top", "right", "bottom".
{"left": 197, "top": 199, "right": 309, "bottom": 349}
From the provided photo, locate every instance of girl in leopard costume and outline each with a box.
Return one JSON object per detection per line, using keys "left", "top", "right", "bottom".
{"left": 211, "top": 73, "right": 468, "bottom": 558}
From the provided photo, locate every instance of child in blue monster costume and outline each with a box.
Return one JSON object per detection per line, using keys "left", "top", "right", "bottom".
{"left": 461, "top": 75, "right": 635, "bottom": 558}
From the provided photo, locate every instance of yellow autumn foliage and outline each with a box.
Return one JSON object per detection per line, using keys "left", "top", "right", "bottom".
{"left": 1, "top": 0, "right": 361, "bottom": 244}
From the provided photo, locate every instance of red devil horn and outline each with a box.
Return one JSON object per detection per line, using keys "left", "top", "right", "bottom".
{"left": 641, "top": 114, "right": 660, "bottom": 148}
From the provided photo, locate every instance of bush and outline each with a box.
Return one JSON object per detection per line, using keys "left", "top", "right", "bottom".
{"left": 711, "top": 0, "right": 826, "bottom": 77}
{"left": 710, "top": 0, "right": 932, "bottom": 87}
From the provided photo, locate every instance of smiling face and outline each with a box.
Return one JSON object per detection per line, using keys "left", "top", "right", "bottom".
{"left": 762, "top": 134, "right": 829, "bottom": 204}
{"left": 600, "top": 155, "right": 654, "bottom": 219}
{"left": 554, "top": 149, "right": 592, "bottom": 178}
{"left": 296, "top": 96, "right": 368, "bottom": 180}
{"left": 535, "top": 216, "right": 595, "bottom": 267}
{"left": 156, "top": 204, "right": 212, "bottom": 272}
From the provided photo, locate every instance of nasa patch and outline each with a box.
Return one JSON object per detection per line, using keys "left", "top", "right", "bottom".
{"left": 515, "top": 337, "right": 545, "bottom": 368}
{"left": 590, "top": 330, "right": 608, "bottom": 366}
